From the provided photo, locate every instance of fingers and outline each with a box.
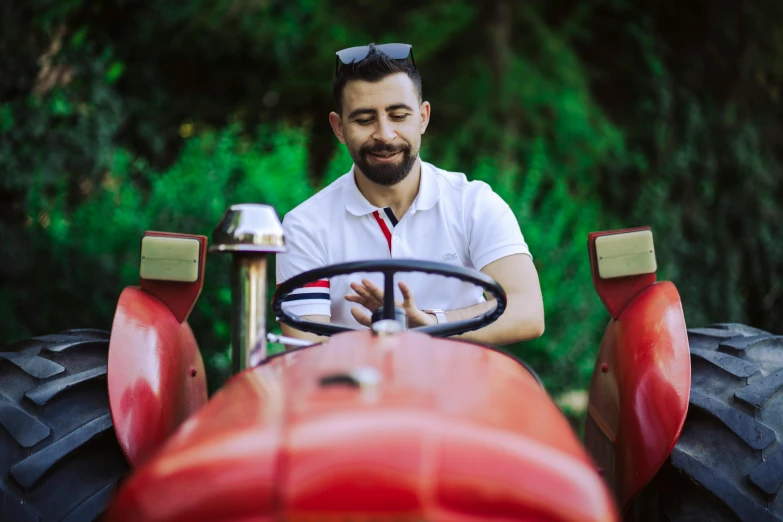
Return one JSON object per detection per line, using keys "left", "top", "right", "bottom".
{"left": 398, "top": 281, "right": 413, "bottom": 303}
{"left": 350, "top": 280, "right": 386, "bottom": 306}
{"left": 351, "top": 306, "right": 372, "bottom": 327}
{"left": 397, "top": 281, "right": 433, "bottom": 327}
{"left": 398, "top": 281, "right": 418, "bottom": 310}
{"left": 361, "top": 278, "right": 385, "bottom": 302}
{"left": 346, "top": 279, "right": 408, "bottom": 313}
{"left": 349, "top": 281, "right": 423, "bottom": 328}
{"left": 350, "top": 281, "right": 374, "bottom": 301}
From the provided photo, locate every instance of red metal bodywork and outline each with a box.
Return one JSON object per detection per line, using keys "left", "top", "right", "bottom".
{"left": 108, "top": 287, "right": 209, "bottom": 467}
{"left": 584, "top": 230, "right": 691, "bottom": 515}
{"left": 105, "top": 330, "right": 618, "bottom": 522}
{"left": 108, "top": 231, "right": 210, "bottom": 467}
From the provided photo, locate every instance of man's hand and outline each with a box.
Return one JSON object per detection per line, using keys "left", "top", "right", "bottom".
{"left": 345, "top": 279, "right": 436, "bottom": 328}
{"left": 345, "top": 254, "right": 544, "bottom": 345}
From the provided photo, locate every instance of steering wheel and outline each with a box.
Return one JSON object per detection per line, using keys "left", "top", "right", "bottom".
{"left": 271, "top": 259, "right": 507, "bottom": 338}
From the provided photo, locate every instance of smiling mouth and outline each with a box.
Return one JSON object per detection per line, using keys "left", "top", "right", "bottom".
{"left": 369, "top": 151, "right": 402, "bottom": 160}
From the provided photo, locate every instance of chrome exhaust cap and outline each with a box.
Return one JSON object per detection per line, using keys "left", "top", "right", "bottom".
{"left": 211, "top": 204, "right": 286, "bottom": 372}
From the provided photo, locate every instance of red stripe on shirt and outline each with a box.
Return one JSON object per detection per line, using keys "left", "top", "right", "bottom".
{"left": 303, "top": 280, "right": 330, "bottom": 288}
{"left": 372, "top": 210, "right": 392, "bottom": 252}
{"left": 276, "top": 278, "right": 329, "bottom": 289}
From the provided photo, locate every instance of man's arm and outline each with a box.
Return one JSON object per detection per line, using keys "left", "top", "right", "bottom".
{"left": 275, "top": 210, "right": 333, "bottom": 350}
{"left": 445, "top": 253, "right": 544, "bottom": 346}
{"left": 279, "top": 315, "right": 330, "bottom": 349}
{"left": 453, "top": 180, "right": 543, "bottom": 346}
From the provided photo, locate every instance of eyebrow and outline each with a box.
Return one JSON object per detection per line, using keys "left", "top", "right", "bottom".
{"left": 347, "top": 103, "right": 415, "bottom": 120}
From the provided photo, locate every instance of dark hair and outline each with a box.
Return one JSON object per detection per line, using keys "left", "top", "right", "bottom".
{"left": 332, "top": 43, "right": 422, "bottom": 115}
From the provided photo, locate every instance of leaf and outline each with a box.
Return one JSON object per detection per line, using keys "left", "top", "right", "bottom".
{"left": 71, "top": 27, "right": 88, "bottom": 48}
{"left": 0, "top": 105, "right": 14, "bottom": 132}
{"left": 50, "top": 92, "right": 72, "bottom": 116}
{"left": 105, "top": 62, "right": 125, "bottom": 84}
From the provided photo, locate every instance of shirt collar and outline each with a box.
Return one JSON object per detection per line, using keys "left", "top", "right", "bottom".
{"left": 343, "top": 164, "right": 377, "bottom": 216}
{"left": 411, "top": 161, "right": 440, "bottom": 212}
{"left": 343, "top": 161, "right": 441, "bottom": 216}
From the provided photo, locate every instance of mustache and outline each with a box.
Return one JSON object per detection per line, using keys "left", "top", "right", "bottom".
{"left": 361, "top": 143, "right": 409, "bottom": 155}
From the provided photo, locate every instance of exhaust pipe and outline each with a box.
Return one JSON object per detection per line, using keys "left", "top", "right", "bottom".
{"left": 210, "top": 204, "right": 286, "bottom": 372}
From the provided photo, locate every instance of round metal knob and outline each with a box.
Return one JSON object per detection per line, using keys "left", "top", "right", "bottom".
{"left": 371, "top": 319, "right": 406, "bottom": 336}
{"left": 209, "top": 203, "right": 286, "bottom": 253}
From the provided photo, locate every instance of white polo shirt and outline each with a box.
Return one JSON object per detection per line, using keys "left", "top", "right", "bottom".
{"left": 275, "top": 161, "right": 531, "bottom": 328}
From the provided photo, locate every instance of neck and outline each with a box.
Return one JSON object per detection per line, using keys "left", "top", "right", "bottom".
{"left": 354, "top": 158, "right": 422, "bottom": 218}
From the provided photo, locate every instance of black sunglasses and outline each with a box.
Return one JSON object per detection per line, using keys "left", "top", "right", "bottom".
{"left": 335, "top": 43, "right": 416, "bottom": 76}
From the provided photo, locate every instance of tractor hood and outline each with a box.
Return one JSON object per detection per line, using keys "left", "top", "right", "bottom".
{"left": 104, "top": 330, "right": 617, "bottom": 522}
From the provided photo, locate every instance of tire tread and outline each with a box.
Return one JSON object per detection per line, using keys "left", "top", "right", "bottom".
{"left": 664, "top": 323, "right": 783, "bottom": 521}
{"left": 0, "top": 331, "right": 129, "bottom": 522}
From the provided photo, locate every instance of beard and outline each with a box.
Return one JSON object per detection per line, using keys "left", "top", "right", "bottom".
{"left": 351, "top": 141, "right": 419, "bottom": 186}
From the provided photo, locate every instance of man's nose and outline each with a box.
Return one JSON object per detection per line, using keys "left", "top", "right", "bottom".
{"left": 372, "top": 118, "right": 396, "bottom": 142}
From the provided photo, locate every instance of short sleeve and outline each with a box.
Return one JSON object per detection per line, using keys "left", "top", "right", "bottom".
{"left": 275, "top": 211, "right": 332, "bottom": 318}
{"left": 465, "top": 182, "right": 531, "bottom": 271}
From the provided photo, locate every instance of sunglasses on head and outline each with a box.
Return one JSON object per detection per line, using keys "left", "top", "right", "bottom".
{"left": 335, "top": 43, "right": 416, "bottom": 76}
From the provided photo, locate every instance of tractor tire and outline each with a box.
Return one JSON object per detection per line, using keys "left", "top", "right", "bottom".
{"left": 636, "top": 322, "right": 783, "bottom": 522}
{"left": 0, "top": 329, "right": 130, "bottom": 522}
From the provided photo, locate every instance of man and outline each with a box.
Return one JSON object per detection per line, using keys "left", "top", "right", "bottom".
{"left": 275, "top": 43, "right": 544, "bottom": 346}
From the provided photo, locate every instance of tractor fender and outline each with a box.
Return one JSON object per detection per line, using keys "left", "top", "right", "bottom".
{"left": 107, "top": 232, "right": 210, "bottom": 468}
{"left": 107, "top": 286, "right": 208, "bottom": 468}
{"left": 585, "top": 281, "right": 691, "bottom": 514}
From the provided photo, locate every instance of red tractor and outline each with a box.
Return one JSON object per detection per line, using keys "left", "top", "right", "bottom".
{"left": 1, "top": 204, "right": 780, "bottom": 522}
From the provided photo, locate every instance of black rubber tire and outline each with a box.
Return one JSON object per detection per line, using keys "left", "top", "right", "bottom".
{"left": 0, "top": 330, "right": 130, "bottom": 522}
{"left": 635, "top": 322, "right": 783, "bottom": 521}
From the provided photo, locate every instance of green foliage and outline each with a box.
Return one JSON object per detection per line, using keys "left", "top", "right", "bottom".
{"left": 589, "top": 2, "right": 783, "bottom": 334}
{"left": 6, "top": 125, "right": 317, "bottom": 390}
{"left": 430, "top": 13, "right": 626, "bottom": 392}
{"left": 3, "top": 0, "right": 783, "bottom": 417}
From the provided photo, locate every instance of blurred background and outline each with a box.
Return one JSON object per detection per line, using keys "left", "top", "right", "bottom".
{"left": 2, "top": 0, "right": 782, "bottom": 427}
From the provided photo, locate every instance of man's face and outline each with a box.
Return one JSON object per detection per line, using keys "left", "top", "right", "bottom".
{"left": 329, "top": 73, "right": 430, "bottom": 186}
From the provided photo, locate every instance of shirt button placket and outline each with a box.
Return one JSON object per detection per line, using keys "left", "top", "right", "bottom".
{"left": 391, "top": 235, "right": 400, "bottom": 257}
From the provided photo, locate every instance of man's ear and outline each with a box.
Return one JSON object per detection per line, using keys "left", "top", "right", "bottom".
{"left": 419, "top": 101, "right": 431, "bottom": 134}
{"left": 329, "top": 112, "right": 346, "bottom": 144}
